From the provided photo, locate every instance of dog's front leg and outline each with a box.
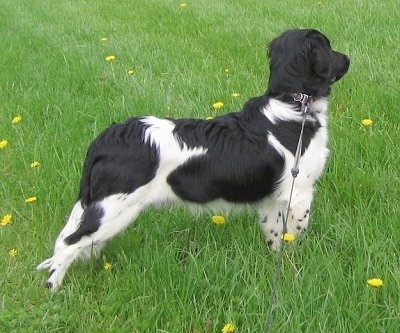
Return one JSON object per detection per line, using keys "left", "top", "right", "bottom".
{"left": 258, "top": 186, "right": 314, "bottom": 250}
{"left": 285, "top": 187, "right": 314, "bottom": 236}
{"left": 258, "top": 198, "right": 285, "bottom": 251}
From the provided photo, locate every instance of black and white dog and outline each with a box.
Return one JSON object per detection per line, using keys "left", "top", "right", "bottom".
{"left": 37, "top": 29, "right": 349, "bottom": 291}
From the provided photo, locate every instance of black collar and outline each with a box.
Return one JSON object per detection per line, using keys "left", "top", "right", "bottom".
{"left": 290, "top": 93, "right": 313, "bottom": 103}
{"left": 274, "top": 93, "right": 312, "bottom": 115}
{"left": 273, "top": 92, "right": 316, "bottom": 114}
{"left": 289, "top": 93, "right": 314, "bottom": 114}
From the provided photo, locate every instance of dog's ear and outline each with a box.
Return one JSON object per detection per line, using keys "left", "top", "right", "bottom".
{"left": 309, "top": 35, "right": 332, "bottom": 79}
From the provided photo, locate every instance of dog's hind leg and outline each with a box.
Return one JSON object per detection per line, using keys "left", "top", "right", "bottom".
{"left": 37, "top": 201, "right": 85, "bottom": 271}
{"left": 38, "top": 193, "right": 145, "bottom": 291}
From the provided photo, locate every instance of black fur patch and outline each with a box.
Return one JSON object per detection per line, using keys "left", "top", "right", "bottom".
{"left": 168, "top": 108, "right": 284, "bottom": 203}
{"left": 64, "top": 204, "right": 104, "bottom": 245}
{"left": 78, "top": 118, "right": 159, "bottom": 207}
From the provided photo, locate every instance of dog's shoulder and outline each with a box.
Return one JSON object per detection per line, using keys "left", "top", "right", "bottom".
{"left": 241, "top": 94, "right": 271, "bottom": 114}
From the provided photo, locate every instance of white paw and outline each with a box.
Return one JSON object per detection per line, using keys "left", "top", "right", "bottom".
{"left": 46, "top": 268, "right": 66, "bottom": 292}
{"left": 36, "top": 257, "right": 54, "bottom": 270}
{"left": 266, "top": 237, "right": 282, "bottom": 251}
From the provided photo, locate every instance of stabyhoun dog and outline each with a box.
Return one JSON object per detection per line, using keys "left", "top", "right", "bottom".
{"left": 37, "top": 29, "right": 350, "bottom": 291}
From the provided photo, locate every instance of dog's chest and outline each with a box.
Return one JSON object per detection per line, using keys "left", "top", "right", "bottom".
{"left": 299, "top": 125, "right": 329, "bottom": 181}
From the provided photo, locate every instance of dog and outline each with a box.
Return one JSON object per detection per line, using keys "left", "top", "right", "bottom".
{"left": 37, "top": 29, "right": 350, "bottom": 291}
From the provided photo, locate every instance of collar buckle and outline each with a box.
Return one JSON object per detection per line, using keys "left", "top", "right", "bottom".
{"left": 291, "top": 93, "right": 313, "bottom": 114}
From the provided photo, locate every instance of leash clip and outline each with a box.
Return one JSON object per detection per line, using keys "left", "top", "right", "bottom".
{"left": 292, "top": 93, "right": 312, "bottom": 114}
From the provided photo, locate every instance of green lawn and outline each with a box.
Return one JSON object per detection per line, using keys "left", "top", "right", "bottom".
{"left": 1, "top": 0, "right": 399, "bottom": 332}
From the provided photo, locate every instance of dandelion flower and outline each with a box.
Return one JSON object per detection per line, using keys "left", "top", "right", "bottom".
{"left": 231, "top": 92, "right": 240, "bottom": 98}
{"left": 30, "top": 161, "right": 41, "bottom": 168}
{"left": 1, "top": 214, "right": 12, "bottom": 226}
{"left": 212, "top": 215, "right": 226, "bottom": 225}
{"left": 105, "top": 55, "right": 116, "bottom": 62}
{"left": 367, "top": 278, "right": 384, "bottom": 288}
{"left": 179, "top": 3, "right": 187, "bottom": 8}
{"left": 281, "top": 233, "right": 296, "bottom": 242}
{"left": 362, "top": 118, "right": 373, "bottom": 126}
{"left": 221, "top": 323, "right": 236, "bottom": 333}
{"left": 224, "top": 68, "right": 229, "bottom": 73}
{"left": 212, "top": 102, "right": 224, "bottom": 109}
{"left": 25, "top": 196, "right": 38, "bottom": 203}
{"left": 12, "top": 115, "right": 22, "bottom": 124}
{"left": 101, "top": 37, "right": 109, "bottom": 42}
{"left": 0, "top": 140, "right": 8, "bottom": 149}
{"left": 104, "top": 262, "right": 112, "bottom": 270}
{"left": 127, "top": 69, "right": 135, "bottom": 75}
{"left": 9, "top": 249, "right": 18, "bottom": 257}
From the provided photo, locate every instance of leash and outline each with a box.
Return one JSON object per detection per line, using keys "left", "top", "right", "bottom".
{"left": 264, "top": 93, "right": 313, "bottom": 333}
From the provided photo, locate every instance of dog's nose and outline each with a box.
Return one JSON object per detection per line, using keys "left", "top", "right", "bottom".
{"left": 344, "top": 55, "right": 350, "bottom": 69}
{"left": 341, "top": 54, "right": 350, "bottom": 69}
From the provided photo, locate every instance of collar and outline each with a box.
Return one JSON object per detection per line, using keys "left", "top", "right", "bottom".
{"left": 289, "top": 93, "right": 314, "bottom": 114}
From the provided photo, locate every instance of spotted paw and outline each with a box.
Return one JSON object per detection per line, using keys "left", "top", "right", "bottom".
{"left": 266, "top": 237, "right": 282, "bottom": 251}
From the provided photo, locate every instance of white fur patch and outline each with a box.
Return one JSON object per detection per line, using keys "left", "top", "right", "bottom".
{"left": 141, "top": 116, "right": 207, "bottom": 168}
{"left": 268, "top": 115, "right": 329, "bottom": 202}
{"left": 263, "top": 97, "right": 328, "bottom": 125}
{"left": 263, "top": 99, "right": 300, "bottom": 124}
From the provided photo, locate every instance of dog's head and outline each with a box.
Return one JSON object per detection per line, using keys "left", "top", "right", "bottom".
{"left": 266, "top": 29, "right": 350, "bottom": 97}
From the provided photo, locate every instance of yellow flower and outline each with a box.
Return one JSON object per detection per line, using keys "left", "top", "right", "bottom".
{"left": 1, "top": 214, "right": 12, "bottom": 226}
{"left": 179, "top": 3, "right": 187, "bottom": 8}
{"left": 0, "top": 140, "right": 8, "bottom": 149}
{"left": 362, "top": 118, "right": 373, "bottom": 126}
{"left": 212, "top": 102, "right": 224, "bottom": 109}
{"left": 30, "top": 161, "right": 41, "bottom": 168}
{"left": 281, "top": 233, "right": 296, "bottom": 242}
{"left": 25, "top": 196, "right": 38, "bottom": 203}
{"left": 212, "top": 215, "right": 226, "bottom": 225}
{"left": 9, "top": 249, "right": 18, "bottom": 257}
{"left": 205, "top": 116, "right": 214, "bottom": 120}
{"left": 224, "top": 68, "right": 229, "bottom": 73}
{"left": 104, "top": 262, "right": 112, "bottom": 271}
{"left": 12, "top": 115, "right": 22, "bottom": 124}
{"left": 367, "top": 278, "right": 384, "bottom": 288}
{"left": 101, "top": 37, "right": 109, "bottom": 42}
{"left": 221, "top": 323, "right": 236, "bottom": 333}
{"left": 105, "top": 55, "right": 116, "bottom": 62}
{"left": 127, "top": 69, "right": 135, "bottom": 75}
{"left": 231, "top": 92, "right": 240, "bottom": 98}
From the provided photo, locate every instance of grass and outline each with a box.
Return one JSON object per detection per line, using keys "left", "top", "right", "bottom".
{"left": 1, "top": 0, "right": 400, "bottom": 331}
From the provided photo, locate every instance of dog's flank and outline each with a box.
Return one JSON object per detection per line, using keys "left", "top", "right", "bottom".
{"left": 37, "top": 28, "right": 349, "bottom": 291}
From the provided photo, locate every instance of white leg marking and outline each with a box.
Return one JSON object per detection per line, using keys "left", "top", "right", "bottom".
{"left": 258, "top": 198, "right": 285, "bottom": 251}
{"left": 286, "top": 187, "right": 314, "bottom": 235}
{"left": 44, "top": 193, "right": 148, "bottom": 291}
{"left": 36, "top": 201, "right": 84, "bottom": 271}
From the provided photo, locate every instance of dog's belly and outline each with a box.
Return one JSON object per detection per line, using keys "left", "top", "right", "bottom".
{"left": 166, "top": 154, "right": 282, "bottom": 204}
